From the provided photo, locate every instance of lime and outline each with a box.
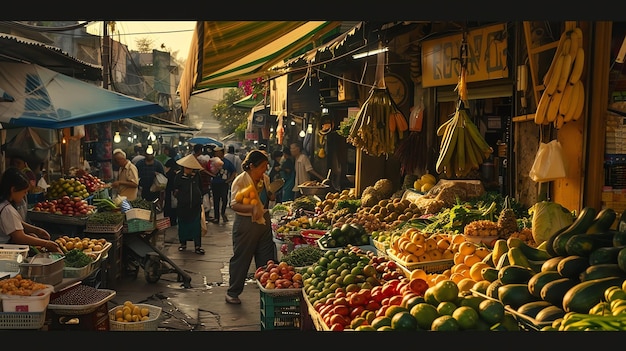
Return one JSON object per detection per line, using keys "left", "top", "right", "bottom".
{"left": 478, "top": 299, "right": 505, "bottom": 325}
{"left": 431, "top": 315, "right": 460, "bottom": 331}
{"left": 410, "top": 303, "right": 440, "bottom": 330}
{"left": 437, "top": 301, "right": 458, "bottom": 316}
{"left": 452, "top": 306, "right": 479, "bottom": 329}
{"left": 391, "top": 311, "right": 418, "bottom": 331}
{"left": 432, "top": 280, "right": 460, "bottom": 303}
{"left": 459, "top": 295, "right": 485, "bottom": 311}
{"left": 423, "top": 287, "right": 439, "bottom": 306}
{"left": 370, "top": 316, "right": 392, "bottom": 329}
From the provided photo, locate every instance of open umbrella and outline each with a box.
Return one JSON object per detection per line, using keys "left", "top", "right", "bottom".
{"left": 0, "top": 62, "right": 166, "bottom": 128}
{"left": 188, "top": 136, "right": 223, "bottom": 147}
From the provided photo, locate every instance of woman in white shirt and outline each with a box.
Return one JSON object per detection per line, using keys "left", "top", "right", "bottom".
{"left": 0, "top": 167, "right": 62, "bottom": 252}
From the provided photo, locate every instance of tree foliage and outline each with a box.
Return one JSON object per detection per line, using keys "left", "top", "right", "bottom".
{"left": 212, "top": 88, "right": 249, "bottom": 139}
{"left": 135, "top": 37, "right": 154, "bottom": 53}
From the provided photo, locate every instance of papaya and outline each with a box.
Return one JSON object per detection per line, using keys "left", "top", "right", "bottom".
{"left": 516, "top": 300, "right": 553, "bottom": 319}
{"left": 541, "top": 256, "right": 565, "bottom": 272}
{"left": 579, "top": 263, "right": 626, "bottom": 282}
{"left": 589, "top": 246, "right": 623, "bottom": 266}
{"left": 491, "top": 239, "right": 509, "bottom": 266}
{"left": 498, "top": 283, "right": 540, "bottom": 310}
{"left": 534, "top": 305, "right": 566, "bottom": 323}
{"left": 557, "top": 255, "right": 590, "bottom": 280}
{"left": 498, "top": 265, "right": 535, "bottom": 285}
{"left": 507, "top": 237, "right": 552, "bottom": 261}
{"left": 552, "top": 207, "right": 597, "bottom": 256}
{"left": 562, "top": 276, "right": 626, "bottom": 313}
{"left": 527, "top": 271, "right": 563, "bottom": 298}
{"left": 540, "top": 277, "right": 579, "bottom": 307}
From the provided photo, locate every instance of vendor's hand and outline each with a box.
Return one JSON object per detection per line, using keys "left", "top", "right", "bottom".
{"left": 48, "top": 241, "right": 63, "bottom": 254}
{"left": 36, "top": 228, "right": 50, "bottom": 240}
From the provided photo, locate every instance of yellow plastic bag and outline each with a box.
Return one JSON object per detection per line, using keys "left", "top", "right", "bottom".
{"left": 529, "top": 140, "right": 567, "bottom": 182}
{"left": 200, "top": 205, "right": 208, "bottom": 236}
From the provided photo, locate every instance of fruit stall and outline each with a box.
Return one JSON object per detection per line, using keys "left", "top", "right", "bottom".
{"left": 255, "top": 174, "right": 626, "bottom": 332}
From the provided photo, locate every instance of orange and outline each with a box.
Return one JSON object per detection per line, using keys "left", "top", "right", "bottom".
{"left": 450, "top": 272, "right": 465, "bottom": 284}
{"left": 451, "top": 234, "right": 466, "bottom": 244}
{"left": 441, "top": 249, "right": 454, "bottom": 259}
{"left": 234, "top": 192, "right": 244, "bottom": 203}
{"left": 452, "top": 263, "right": 470, "bottom": 275}
{"left": 437, "top": 238, "right": 451, "bottom": 250}
{"left": 456, "top": 277, "right": 477, "bottom": 293}
{"left": 453, "top": 252, "right": 466, "bottom": 265}
{"left": 424, "top": 238, "right": 438, "bottom": 251}
{"left": 418, "top": 252, "right": 432, "bottom": 262}
{"left": 474, "top": 247, "right": 490, "bottom": 259}
{"left": 410, "top": 269, "right": 428, "bottom": 281}
{"left": 469, "top": 262, "right": 490, "bottom": 282}
{"left": 458, "top": 241, "right": 476, "bottom": 256}
{"left": 242, "top": 197, "right": 251, "bottom": 205}
{"left": 463, "top": 254, "right": 482, "bottom": 267}
{"left": 250, "top": 198, "right": 259, "bottom": 206}
{"left": 452, "top": 305, "right": 479, "bottom": 330}
{"left": 428, "top": 249, "right": 442, "bottom": 260}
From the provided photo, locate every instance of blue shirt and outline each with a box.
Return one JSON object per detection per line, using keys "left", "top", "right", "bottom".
{"left": 211, "top": 157, "right": 235, "bottom": 184}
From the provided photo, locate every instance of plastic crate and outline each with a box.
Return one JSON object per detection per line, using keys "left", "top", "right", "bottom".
{"left": 108, "top": 304, "right": 161, "bottom": 331}
{"left": 0, "top": 244, "right": 29, "bottom": 262}
{"left": 85, "top": 222, "right": 123, "bottom": 234}
{"left": 0, "top": 311, "right": 46, "bottom": 329}
{"left": 124, "top": 219, "right": 155, "bottom": 233}
{"left": 0, "top": 286, "right": 53, "bottom": 312}
{"left": 260, "top": 290, "right": 302, "bottom": 330}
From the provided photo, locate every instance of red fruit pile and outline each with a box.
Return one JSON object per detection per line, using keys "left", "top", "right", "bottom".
{"left": 77, "top": 173, "right": 106, "bottom": 193}
{"left": 31, "top": 196, "right": 96, "bottom": 216}
{"left": 255, "top": 260, "right": 303, "bottom": 289}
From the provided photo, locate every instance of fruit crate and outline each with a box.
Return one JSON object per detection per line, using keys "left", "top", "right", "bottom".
{"left": 0, "top": 244, "right": 29, "bottom": 262}
{"left": 259, "top": 289, "right": 303, "bottom": 330}
{"left": 303, "top": 293, "right": 331, "bottom": 331}
{"left": 386, "top": 249, "right": 453, "bottom": 274}
{"left": 0, "top": 311, "right": 46, "bottom": 329}
{"left": 123, "top": 219, "right": 155, "bottom": 233}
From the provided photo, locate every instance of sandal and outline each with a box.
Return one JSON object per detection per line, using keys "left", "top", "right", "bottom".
{"left": 178, "top": 245, "right": 186, "bottom": 251}
{"left": 195, "top": 247, "right": 205, "bottom": 255}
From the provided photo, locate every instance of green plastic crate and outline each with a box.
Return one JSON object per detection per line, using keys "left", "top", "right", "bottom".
{"left": 259, "top": 290, "right": 302, "bottom": 330}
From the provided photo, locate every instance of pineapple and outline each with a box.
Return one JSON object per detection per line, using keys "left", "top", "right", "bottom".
{"left": 497, "top": 196, "right": 518, "bottom": 238}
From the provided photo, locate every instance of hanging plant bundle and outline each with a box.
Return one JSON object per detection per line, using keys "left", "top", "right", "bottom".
{"left": 347, "top": 45, "right": 407, "bottom": 157}
{"left": 394, "top": 103, "right": 427, "bottom": 175}
{"left": 436, "top": 64, "right": 493, "bottom": 178}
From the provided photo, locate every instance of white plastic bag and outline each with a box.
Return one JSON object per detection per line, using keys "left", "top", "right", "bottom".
{"left": 529, "top": 140, "right": 567, "bottom": 182}
{"left": 150, "top": 172, "right": 168, "bottom": 192}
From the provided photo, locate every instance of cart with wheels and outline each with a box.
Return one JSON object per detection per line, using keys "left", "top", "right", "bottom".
{"left": 122, "top": 202, "right": 192, "bottom": 288}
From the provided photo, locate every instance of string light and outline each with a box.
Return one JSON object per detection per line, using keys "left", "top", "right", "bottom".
{"left": 148, "top": 131, "right": 157, "bottom": 142}
{"left": 113, "top": 131, "right": 121, "bottom": 143}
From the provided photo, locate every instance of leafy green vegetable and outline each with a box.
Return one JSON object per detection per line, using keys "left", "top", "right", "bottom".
{"left": 64, "top": 249, "right": 93, "bottom": 268}
{"left": 528, "top": 201, "right": 575, "bottom": 245}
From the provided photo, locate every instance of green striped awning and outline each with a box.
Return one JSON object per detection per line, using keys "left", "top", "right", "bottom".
{"left": 177, "top": 21, "right": 342, "bottom": 114}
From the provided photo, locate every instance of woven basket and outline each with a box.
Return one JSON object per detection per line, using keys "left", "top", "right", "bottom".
{"left": 109, "top": 304, "right": 161, "bottom": 331}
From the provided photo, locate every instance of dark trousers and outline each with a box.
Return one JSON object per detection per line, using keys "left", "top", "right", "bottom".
{"left": 211, "top": 182, "right": 229, "bottom": 221}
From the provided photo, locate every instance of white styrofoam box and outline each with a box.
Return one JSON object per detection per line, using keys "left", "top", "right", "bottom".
{"left": 125, "top": 208, "right": 152, "bottom": 221}
{"left": 0, "top": 286, "right": 53, "bottom": 312}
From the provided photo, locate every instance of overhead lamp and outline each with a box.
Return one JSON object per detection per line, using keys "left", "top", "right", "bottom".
{"left": 148, "top": 131, "right": 157, "bottom": 142}
{"left": 307, "top": 123, "right": 313, "bottom": 133}
{"left": 352, "top": 47, "right": 388, "bottom": 59}
{"left": 113, "top": 131, "right": 121, "bottom": 143}
{"left": 290, "top": 120, "right": 296, "bottom": 126}
{"left": 299, "top": 130, "right": 306, "bottom": 138}
{"left": 146, "top": 144, "right": 154, "bottom": 155}
{"left": 127, "top": 136, "right": 133, "bottom": 143}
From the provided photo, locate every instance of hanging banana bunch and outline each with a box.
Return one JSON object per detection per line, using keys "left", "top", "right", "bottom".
{"left": 535, "top": 26, "right": 585, "bottom": 129}
{"left": 347, "top": 43, "right": 407, "bottom": 157}
{"left": 436, "top": 40, "right": 493, "bottom": 178}
{"left": 436, "top": 101, "right": 494, "bottom": 178}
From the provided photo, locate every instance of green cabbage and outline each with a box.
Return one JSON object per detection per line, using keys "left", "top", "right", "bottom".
{"left": 528, "top": 201, "right": 574, "bottom": 245}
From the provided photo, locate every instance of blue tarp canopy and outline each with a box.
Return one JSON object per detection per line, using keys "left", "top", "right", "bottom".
{"left": 0, "top": 62, "right": 166, "bottom": 129}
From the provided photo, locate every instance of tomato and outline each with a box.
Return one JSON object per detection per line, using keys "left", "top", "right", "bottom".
{"left": 349, "top": 292, "right": 367, "bottom": 307}
{"left": 359, "top": 288, "right": 372, "bottom": 301}
{"left": 388, "top": 294, "right": 404, "bottom": 306}
{"left": 333, "top": 297, "right": 349, "bottom": 306}
{"left": 365, "top": 300, "right": 381, "bottom": 311}
{"left": 329, "top": 313, "right": 350, "bottom": 327}
{"left": 381, "top": 283, "right": 397, "bottom": 298}
{"left": 350, "top": 305, "right": 365, "bottom": 319}
{"left": 371, "top": 289, "right": 385, "bottom": 303}
{"left": 332, "top": 305, "right": 350, "bottom": 316}
{"left": 329, "top": 323, "right": 344, "bottom": 331}
{"left": 408, "top": 278, "right": 429, "bottom": 296}
{"left": 376, "top": 305, "right": 390, "bottom": 317}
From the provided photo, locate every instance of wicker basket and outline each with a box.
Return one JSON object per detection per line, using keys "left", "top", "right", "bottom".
{"left": 85, "top": 222, "right": 123, "bottom": 234}
{"left": 109, "top": 304, "right": 161, "bottom": 331}
{"left": 386, "top": 249, "right": 454, "bottom": 273}
{"left": 0, "top": 244, "right": 29, "bottom": 262}
{"left": 48, "top": 289, "right": 116, "bottom": 315}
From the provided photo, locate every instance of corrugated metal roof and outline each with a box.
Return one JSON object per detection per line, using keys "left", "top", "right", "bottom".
{"left": 0, "top": 33, "right": 102, "bottom": 81}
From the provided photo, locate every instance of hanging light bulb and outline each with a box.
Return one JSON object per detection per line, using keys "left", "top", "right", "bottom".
{"left": 290, "top": 120, "right": 296, "bottom": 126}
{"left": 307, "top": 123, "right": 313, "bottom": 133}
{"left": 113, "top": 131, "right": 121, "bottom": 143}
{"left": 146, "top": 144, "right": 154, "bottom": 155}
{"left": 127, "top": 136, "right": 133, "bottom": 143}
{"left": 148, "top": 131, "right": 157, "bottom": 142}
{"left": 299, "top": 129, "right": 306, "bottom": 138}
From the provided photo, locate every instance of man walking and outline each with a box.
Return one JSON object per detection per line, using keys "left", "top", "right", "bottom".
{"left": 210, "top": 146, "right": 236, "bottom": 223}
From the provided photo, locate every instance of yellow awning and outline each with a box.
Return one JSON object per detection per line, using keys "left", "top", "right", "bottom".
{"left": 177, "top": 21, "right": 343, "bottom": 115}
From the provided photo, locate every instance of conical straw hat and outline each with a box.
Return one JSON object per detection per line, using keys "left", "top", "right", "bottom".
{"left": 176, "top": 154, "right": 203, "bottom": 170}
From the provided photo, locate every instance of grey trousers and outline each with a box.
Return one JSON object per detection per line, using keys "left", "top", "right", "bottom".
{"left": 227, "top": 211, "right": 277, "bottom": 298}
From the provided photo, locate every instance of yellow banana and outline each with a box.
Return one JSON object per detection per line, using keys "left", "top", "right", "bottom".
{"left": 568, "top": 47, "right": 585, "bottom": 85}
{"left": 535, "top": 90, "right": 551, "bottom": 125}
{"left": 456, "top": 119, "right": 466, "bottom": 175}
{"left": 568, "top": 29, "right": 580, "bottom": 56}
{"left": 559, "top": 81, "right": 576, "bottom": 117}
{"left": 546, "top": 90, "right": 564, "bottom": 123}
{"left": 436, "top": 113, "right": 459, "bottom": 174}
{"left": 544, "top": 54, "right": 563, "bottom": 96}
{"left": 573, "top": 27, "right": 583, "bottom": 49}
{"left": 571, "top": 81, "right": 585, "bottom": 121}
{"left": 553, "top": 114, "right": 565, "bottom": 129}
{"left": 562, "top": 80, "right": 580, "bottom": 123}
{"left": 464, "top": 128, "right": 480, "bottom": 172}
{"left": 437, "top": 117, "right": 454, "bottom": 136}
{"left": 543, "top": 30, "right": 569, "bottom": 86}
{"left": 461, "top": 109, "right": 492, "bottom": 157}
{"left": 556, "top": 53, "right": 573, "bottom": 93}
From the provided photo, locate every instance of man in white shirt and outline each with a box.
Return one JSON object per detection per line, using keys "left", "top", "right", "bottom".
{"left": 290, "top": 142, "right": 324, "bottom": 197}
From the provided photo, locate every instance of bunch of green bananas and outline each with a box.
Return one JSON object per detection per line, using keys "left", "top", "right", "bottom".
{"left": 435, "top": 103, "right": 493, "bottom": 178}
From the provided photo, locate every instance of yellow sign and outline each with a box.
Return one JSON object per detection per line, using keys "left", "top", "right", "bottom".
{"left": 421, "top": 23, "right": 509, "bottom": 88}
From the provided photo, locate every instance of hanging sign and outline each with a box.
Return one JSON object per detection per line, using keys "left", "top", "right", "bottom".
{"left": 421, "top": 23, "right": 509, "bottom": 88}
